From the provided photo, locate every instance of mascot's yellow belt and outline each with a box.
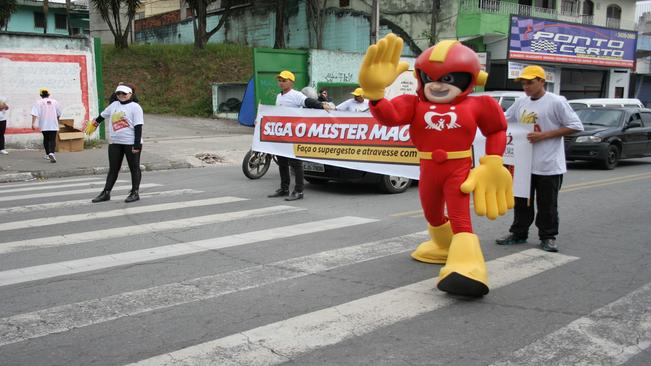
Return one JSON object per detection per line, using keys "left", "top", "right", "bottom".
{"left": 418, "top": 149, "right": 472, "bottom": 163}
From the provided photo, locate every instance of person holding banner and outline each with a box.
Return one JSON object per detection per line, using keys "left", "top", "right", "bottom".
{"left": 359, "top": 34, "right": 514, "bottom": 297}
{"left": 268, "top": 70, "right": 332, "bottom": 201}
{"left": 496, "top": 65, "right": 583, "bottom": 253}
{"left": 336, "top": 88, "right": 370, "bottom": 112}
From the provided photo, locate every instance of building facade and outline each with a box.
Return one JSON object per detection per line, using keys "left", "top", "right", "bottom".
{"left": 4, "top": 0, "right": 90, "bottom": 36}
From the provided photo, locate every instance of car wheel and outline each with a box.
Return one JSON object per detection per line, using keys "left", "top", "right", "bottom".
{"left": 601, "top": 145, "right": 620, "bottom": 170}
{"left": 378, "top": 175, "right": 411, "bottom": 194}
{"left": 304, "top": 177, "right": 329, "bottom": 184}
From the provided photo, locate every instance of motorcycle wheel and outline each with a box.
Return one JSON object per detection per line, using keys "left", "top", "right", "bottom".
{"left": 242, "top": 150, "right": 272, "bottom": 179}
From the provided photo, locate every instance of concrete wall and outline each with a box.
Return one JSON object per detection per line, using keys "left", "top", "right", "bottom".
{"left": 0, "top": 33, "right": 99, "bottom": 148}
{"left": 6, "top": 5, "right": 89, "bottom": 35}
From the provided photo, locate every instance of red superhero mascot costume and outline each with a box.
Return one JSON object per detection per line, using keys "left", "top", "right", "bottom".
{"left": 360, "top": 34, "right": 515, "bottom": 297}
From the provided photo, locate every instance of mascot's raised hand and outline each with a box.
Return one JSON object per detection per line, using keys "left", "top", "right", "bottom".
{"left": 460, "top": 155, "right": 515, "bottom": 220}
{"left": 359, "top": 33, "right": 410, "bottom": 101}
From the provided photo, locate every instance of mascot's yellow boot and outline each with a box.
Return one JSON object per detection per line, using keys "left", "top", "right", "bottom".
{"left": 411, "top": 221, "right": 453, "bottom": 264}
{"left": 437, "top": 232, "right": 489, "bottom": 297}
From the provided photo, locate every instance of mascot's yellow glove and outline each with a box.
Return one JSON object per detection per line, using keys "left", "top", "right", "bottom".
{"left": 460, "top": 155, "right": 515, "bottom": 220}
{"left": 84, "top": 120, "right": 97, "bottom": 135}
{"left": 358, "top": 33, "right": 410, "bottom": 101}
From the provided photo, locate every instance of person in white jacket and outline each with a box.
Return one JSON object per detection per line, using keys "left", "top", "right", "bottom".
{"left": 336, "top": 88, "right": 369, "bottom": 112}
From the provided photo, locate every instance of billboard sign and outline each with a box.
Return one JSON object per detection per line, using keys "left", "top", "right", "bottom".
{"left": 508, "top": 15, "right": 637, "bottom": 69}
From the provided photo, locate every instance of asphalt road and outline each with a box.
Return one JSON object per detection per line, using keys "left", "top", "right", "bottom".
{"left": 0, "top": 158, "right": 650, "bottom": 366}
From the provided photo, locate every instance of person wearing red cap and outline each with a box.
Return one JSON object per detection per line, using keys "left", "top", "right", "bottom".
{"left": 359, "top": 34, "right": 514, "bottom": 297}
{"left": 495, "top": 65, "right": 583, "bottom": 253}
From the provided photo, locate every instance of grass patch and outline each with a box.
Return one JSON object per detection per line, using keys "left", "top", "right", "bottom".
{"left": 102, "top": 44, "right": 253, "bottom": 117}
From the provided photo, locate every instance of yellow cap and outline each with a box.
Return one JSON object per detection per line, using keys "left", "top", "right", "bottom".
{"left": 277, "top": 70, "right": 295, "bottom": 81}
{"left": 515, "top": 65, "right": 546, "bottom": 81}
{"left": 39, "top": 88, "right": 49, "bottom": 94}
{"left": 351, "top": 88, "right": 364, "bottom": 96}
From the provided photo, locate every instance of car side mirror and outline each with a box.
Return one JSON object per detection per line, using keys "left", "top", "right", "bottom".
{"left": 626, "top": 120, "right": 642, "bottom": 129}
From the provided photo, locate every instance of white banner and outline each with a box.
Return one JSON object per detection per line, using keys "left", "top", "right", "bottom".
{"left": 252, "top": 105, "right": 533, "bottom": 198}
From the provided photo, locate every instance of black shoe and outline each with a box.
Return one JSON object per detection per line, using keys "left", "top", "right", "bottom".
{"left": 125, "top": 190, "right": 140, "bottom": 203}
{"left": 285, "top": 191, "right": 304, "bottom": 201}
{"left": 268, "top": 189, "right": 289, "bottom": 198}
{"left": 540, "top": 238, "right": 558, "bottom": 252}
{"left": 92, "top": 190, "right": 110, "bottom": 203}
{"left": 495, "top": 233, "right": 527, "bottom": 245}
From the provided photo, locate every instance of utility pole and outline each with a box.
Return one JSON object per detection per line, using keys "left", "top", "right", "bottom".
{"left": 370, "top": 0, "right": 379, "bottom": 45}
{"left": 430, "top": 0, "right": 439, "bottom": 46}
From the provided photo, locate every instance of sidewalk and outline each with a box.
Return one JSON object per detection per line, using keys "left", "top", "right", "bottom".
{"left": 0, "top": 114, "right": 255, "bottom": 183}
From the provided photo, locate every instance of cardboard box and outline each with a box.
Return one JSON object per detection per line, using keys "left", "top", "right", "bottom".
{"left": 56, "top": 119, "right": 85, "bottom": 152}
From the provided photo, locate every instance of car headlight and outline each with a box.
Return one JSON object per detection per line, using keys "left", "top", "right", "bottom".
{"left": 575, "top": 136, "right": 602, "bottom": 143}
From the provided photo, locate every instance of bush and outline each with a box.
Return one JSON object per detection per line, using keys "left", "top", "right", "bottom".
{"left": 102, "top": 44, "right": 253, "bottom": 117}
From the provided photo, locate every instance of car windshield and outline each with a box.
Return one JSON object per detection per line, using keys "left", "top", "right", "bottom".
{"left": 575, "top": 109, "right": 623, "bottom": 127}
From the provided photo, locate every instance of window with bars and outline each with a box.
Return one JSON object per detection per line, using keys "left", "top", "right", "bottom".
{"left": 34, "top": 12, "right": 45, "bottom": 28}
{"left": 55, "top": 14, "right": 67, "bottom": 30}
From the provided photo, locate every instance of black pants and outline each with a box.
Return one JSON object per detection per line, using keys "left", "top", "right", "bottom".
{"left": 510, "top": 174, "right": 563, "bottom": 240}
{"left": 0, "top": 120, "right": 6, "bottom": 150}
{"left": 42, "top": 131, "right": 57, "bottom": 155}
{"left": 276, "top": 156, "right": 304, "bottom": 193}
{"left": 103, "top": 144, "right": 141, "bottom": 192}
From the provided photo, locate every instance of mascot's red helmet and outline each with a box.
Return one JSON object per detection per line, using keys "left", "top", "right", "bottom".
{"left": 414, "top": 40, "right": 488, "bottom": 100}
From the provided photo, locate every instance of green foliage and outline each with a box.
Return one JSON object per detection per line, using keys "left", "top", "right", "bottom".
{"left": 0, "top": 0, "right": 17, "bottom": 29}
{"left": 102, "top": 43, "right": 253, "bottom": 117}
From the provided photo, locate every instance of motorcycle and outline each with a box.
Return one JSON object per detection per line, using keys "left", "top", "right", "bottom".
{"left": 241, "top": 149, "right": 276, "bottom": 179}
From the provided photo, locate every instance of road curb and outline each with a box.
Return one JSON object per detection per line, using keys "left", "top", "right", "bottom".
{"left": 0, "top": 160, "right": 196, "bottom": 183}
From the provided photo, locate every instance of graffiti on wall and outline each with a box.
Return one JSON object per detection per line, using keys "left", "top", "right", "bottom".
{"left": 0, "top": 53, "right": 91, "bottom": 134}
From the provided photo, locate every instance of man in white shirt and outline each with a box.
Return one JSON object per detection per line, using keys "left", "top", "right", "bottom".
{"left": 336, "top": 88, "right": 369, "bottom": 112}
{"left": 31, "top": 88, "right": 62, "bottom": 163}
{"left": 268, "top": 70, "right": 332, "bottom": 201}
{"left": 496, "top": 65, "right": 583, "bottom": 252}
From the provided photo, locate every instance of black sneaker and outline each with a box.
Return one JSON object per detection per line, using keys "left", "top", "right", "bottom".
{"left": 540, "top": 238, "right": 558, "bottom": 252}
{"left": 284, "top": 191, "right": 304, "bottom": 201}
{"left": 267, "top": 189, "right": 289, "bottom": 198}
{"left": 495, "top": 233, "right": 527, "bottom": 245}
{"left": 91, "top": 190, "right": 110, "bottom": 203}
{"left": 125, "top": 190, "right": 140, "bottom": 203}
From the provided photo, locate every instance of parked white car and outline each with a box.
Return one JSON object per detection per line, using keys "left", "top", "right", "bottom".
{"left": 568, "top": 98, "right": 644, "bottom": 110}
{"left": 470, "top": 91, "right": 526, "bottom": 111}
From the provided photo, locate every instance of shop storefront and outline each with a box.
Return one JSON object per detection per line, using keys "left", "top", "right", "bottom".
{"left": 484, "top": 15, "right": 637, "bottom": 99}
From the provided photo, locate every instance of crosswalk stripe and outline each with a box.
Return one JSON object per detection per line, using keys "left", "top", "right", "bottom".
{"left": 0, "top": 180, "right": 125, "bottom": 194}
{"left": 0, "top": 216, "right": 376, "bottom": 287}
{"left": 126, "top": 249, "right": 578, "bottom": 366}
{"left": 489, "top": 281, "right": 651, "bottom": 366}
{"left": 0, "top": 231, "right": 426, "bottom": 347}
{"left": 0, "top": 189, "right": 204, "bottom": 216}
{"left": 0, "top": 177, "right": 103, "bottom": 188}
{"left": 0, "top": 183, "right": 162, "bottom": 202}
{"left": 0, "top": 196, "right": 248, "bottom": 231}
{"left": 0, "top": 205, "right": 305, "bottom": 255}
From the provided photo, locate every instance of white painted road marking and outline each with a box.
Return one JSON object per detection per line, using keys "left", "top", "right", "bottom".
{"left": 0, "top": 180, "right": 124, "bottom": 194}
{"left": 0, "top": 205, "right": 305, "bottom": 255}
{"left": 0, "top": 177, "right": 102, "bottom": 188}
{"left": 0, "top": 189, "right": 203, "bottom": 216}
{"left": 0, "top": 216, "right": 377, "bottom": 287}
{"left": 490, "top": 281, "right": 651, "bottom": 366}
{"left": 0, "top": 196, "right": 247, "bottom": 231}
{"left": 126, "top": 249, "right": 578, "bottom": 366}
{"left": 0, "top": 183, "right": 162, "bottom": 202}
{"left": 0, "top": 232, "right": 426, "bottom": 347}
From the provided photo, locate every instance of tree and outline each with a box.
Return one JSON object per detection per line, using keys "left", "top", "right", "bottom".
{"left": 429, "top": 0, "right": 440, "bottom": 46}
{"left": 186, "top": 0, "right": 234, "bottom": 49}
{"left": 306, "top": 0, "right": 327, "bottom": 49}
{"left": 91, "top": 0, "right": 141, "bottom": 49}
{"left": 273, "top": 0, "right": 286, "bottom": 49}
{"left": 0, "top": 0, "right": 17, "bottom": 31}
